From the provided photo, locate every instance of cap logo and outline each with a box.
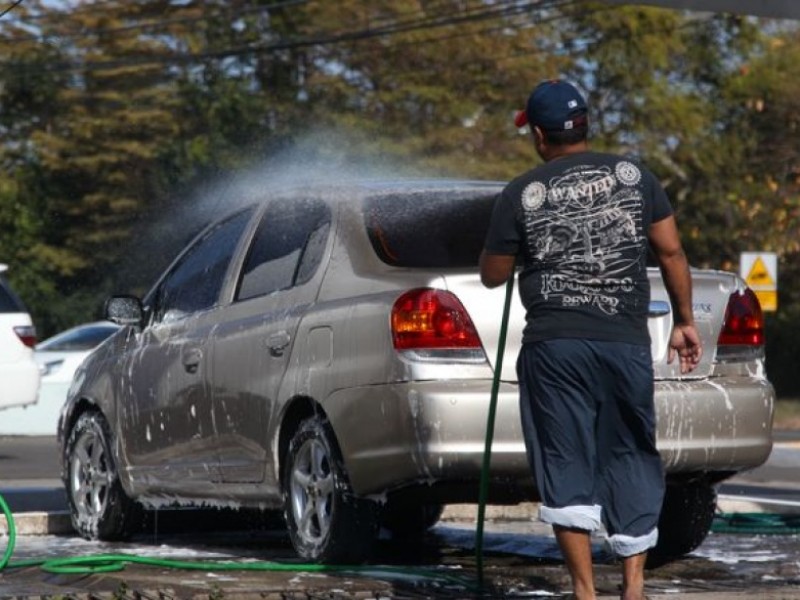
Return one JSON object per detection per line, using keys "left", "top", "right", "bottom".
{"left": 568, "top": 100, "right": 578, "bottom": 108}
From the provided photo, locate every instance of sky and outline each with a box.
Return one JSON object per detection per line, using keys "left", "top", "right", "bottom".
{"left": 602, "top": 0, "right": 800, "bottom": 20}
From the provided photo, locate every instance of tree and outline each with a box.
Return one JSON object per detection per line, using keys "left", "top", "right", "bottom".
{"left": 559, "top": 6, "right": 765, "bottom": 268}
{"left": 0, "top": 0, "right": 797, "bottom": 344}
{"left": 296, "top": 0, "right": 569, "bottom": 179}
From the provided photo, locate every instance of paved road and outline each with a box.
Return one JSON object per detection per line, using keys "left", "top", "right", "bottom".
{"left": 0, "top": 436, "right": 60, "bottom": 482}
{"left": 2, "top": 504, "right": 800, "bottom": 599}
{"left": 2, "top": 434, "right": 799, "bottom": 514}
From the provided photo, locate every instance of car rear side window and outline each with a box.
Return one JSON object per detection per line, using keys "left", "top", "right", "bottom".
{"left": 364, "top": 191, "right": 497, "bottom": 268}
{"left": 0, "top": 278, "right": 26, "bottom": 313}
{"left": 155, "top": 208, "right": 254, "bottom": 322}
{"left": 236, "top": 199, "right": 331, "bottom": 301}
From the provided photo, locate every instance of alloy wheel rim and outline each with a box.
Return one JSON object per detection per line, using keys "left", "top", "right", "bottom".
{"left": 290, "top": 437, "right": 334, "bottom": 544}
{"left": 69, "top": 428, "right": 112, "bottom": 519}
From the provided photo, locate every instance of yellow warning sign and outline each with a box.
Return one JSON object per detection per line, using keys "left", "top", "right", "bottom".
{"left": 740, "top": 251, "right": 778, "bottom": 312}
{"left": 746, "top": 256, "right": 775, "bottom": 288}
{"left": 754, "top": 290, "right": 778, "bottom": 312}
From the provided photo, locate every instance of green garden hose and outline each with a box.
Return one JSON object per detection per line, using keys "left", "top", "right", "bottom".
{"left": 0, "top": 492, "right": 15, "bottom": 570}
{"left": 712, "top": 512, "right": 800, "bottom": 535}
{"left": 475, "top": 274, "right": 515, "bottom": 587}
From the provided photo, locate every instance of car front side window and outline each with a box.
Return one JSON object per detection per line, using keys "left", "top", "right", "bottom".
{"left": 154, "top": 208, "right": 253, "bottom": 323}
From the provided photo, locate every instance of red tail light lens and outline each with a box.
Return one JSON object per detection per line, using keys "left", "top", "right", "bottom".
{"left": 392, "top": 288, "right": 482, "bottom": 350}
{"left": 14, "top": 325, "right": 37, "bottom": 348}
{"left": 717, "top": 288, "right": 764, "bottom": 346}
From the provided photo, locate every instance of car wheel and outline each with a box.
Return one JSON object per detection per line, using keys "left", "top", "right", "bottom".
{"left": 64, "top": 411, "right": 140, "bottom": 540}
{"left": 647, "top": 481, "right": 717, "bottom": 568}
{"left": 283, "top": 416, "right": 378, "bottom": 563}
{"left": 381, "top": 500, "right": 444, "bottom": 539}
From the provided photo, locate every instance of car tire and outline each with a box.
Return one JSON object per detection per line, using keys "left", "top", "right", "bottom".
{"left": 647, "top": 481, "right": 717, "bottom": 568}
{"left": 381, "top": 501, "right": 444, "bottom": 539}
{"left": 64, "top": 411, "right": 141, "bottom": 540}
{"left": 283, "top": 416, "right": 378, "bottom": 563}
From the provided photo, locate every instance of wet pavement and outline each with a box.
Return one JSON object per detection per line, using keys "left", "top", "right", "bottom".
{"left": 1, "top": 511, "right": 800, "bottom": 599}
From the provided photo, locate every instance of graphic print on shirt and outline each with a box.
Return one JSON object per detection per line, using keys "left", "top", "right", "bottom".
{"left": 522, "top": 161, "right": 645, "bottom": 315}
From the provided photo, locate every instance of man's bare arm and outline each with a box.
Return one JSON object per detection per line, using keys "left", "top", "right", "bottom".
{"left": 479, "top": 251, "right": 515, "bottom": 288}
{"left": 648, "top": 216, "right": 703, "bottom": 373}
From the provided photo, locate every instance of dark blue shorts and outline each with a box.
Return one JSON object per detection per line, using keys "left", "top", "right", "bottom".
{"left": 517, "top": 339, "right": 665, "bottom": 557}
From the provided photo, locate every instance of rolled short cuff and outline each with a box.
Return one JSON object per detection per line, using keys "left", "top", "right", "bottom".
{"left": 539, "top": 504, "right": 602, "bottom": 532}
{"left": 606, "top": 527, "right": 659, "bottom": 558}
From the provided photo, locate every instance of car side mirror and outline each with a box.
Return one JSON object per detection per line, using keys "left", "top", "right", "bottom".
{"left": 105, "top": 295, "right": 144, "bottom": 327}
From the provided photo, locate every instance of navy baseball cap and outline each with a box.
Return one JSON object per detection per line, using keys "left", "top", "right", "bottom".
{"left": 514, "top": 80, "right": 588, "bottom": 131}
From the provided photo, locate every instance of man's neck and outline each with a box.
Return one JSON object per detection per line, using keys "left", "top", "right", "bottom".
{"left": 542, "top": 141, "right": 589, "bottom": 162}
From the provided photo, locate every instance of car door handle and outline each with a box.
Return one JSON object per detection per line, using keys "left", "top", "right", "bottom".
{"left": 266, "top": 331, "right": 291, "bottom": 357}
{"left": 182, "top": 347, "right": 203, "bottom": 373}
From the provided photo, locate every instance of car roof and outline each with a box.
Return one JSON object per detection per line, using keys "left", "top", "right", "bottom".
{"left": 257, "top": 174, "right": 503, "bottom": 218}
{"left": 253, "top": 178, "right": 505, "bottom": 202}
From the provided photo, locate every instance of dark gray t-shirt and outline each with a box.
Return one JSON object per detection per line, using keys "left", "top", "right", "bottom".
{"left": 484, "top": 151, "right": 673, "bottom": 345}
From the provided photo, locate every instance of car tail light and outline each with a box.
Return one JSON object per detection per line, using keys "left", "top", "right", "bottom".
{"left": 716, "top": 288, "right": 764, "bottom": 361}
{"left": 392, "top": 288, "right": 482, "bottom": 351}
{"left": 14, "top": 325, "right": 37, "bottom": 348}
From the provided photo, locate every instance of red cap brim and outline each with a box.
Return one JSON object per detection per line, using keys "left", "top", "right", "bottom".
{"left": 514, "top": 109, "right": 528, "bottom": 128}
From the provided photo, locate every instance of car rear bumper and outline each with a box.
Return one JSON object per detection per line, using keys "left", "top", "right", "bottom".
{"left": 655, "top": 376, "right": 774, "bottom": 473}
{"left": 0, "top": 361, "right": 40, "bottom": 410}
{"left": 325, "top": 376, "right": 774, "bottom": 499}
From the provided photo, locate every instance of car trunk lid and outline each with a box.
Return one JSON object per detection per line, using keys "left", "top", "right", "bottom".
{"left": 444, "top": 267, "right": 739, "bottom": 381}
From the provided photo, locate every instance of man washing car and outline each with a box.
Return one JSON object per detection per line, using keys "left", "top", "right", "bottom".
{"left": 480, "top": 80, "right": 703, "bottom": 600}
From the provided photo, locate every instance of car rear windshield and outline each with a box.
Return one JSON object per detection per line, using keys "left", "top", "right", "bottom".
{"left": 0, "top": 278, "right": 27, "bottom": 313}
{"left": 364, "top": 190, "right": 498, "bottom": 268}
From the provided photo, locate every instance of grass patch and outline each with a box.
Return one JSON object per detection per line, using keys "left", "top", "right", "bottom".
{"left": 774, "top": 397, "right": 800, "bottom": 430}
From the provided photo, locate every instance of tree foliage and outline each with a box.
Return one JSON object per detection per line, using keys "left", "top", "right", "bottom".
{"left": 0, "top": 0, "right": 797, "bottom": 350}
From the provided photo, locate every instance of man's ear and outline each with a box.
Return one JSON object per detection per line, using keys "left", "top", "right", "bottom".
{"left": 532, "top": 125, "right": 546, "bottom": 146}
{"left": 531, "top": 125, "right": 547, "bottom": 151}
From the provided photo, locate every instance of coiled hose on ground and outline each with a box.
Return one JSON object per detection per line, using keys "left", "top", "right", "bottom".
{"left": 0, "top": 490, "right": 476, "bottom": 593}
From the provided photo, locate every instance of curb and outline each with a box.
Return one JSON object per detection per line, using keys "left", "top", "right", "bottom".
{"left": 3, "top": 497, "right": 797, "bottom": 538}
{"left": 442, "top": 496, "right": 800, "bottom": 522}
{"left": 717, "top": 494, "right": 800, "bottom": 515}
{"left": 441, "top": 501, "right": 540, "bottom": 523}
{"left": 0, "top": 510, "right": 73, "bottom": 536}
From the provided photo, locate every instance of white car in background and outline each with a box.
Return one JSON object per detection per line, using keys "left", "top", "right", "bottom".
{"left": 0, "top": 320, "right": 121, "bottom": 436}
{"left": 35, "top": 321, "right": 121, "bottom": 389}
{"left": 0, "top": 264, "right": 40, "bottom": 411}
